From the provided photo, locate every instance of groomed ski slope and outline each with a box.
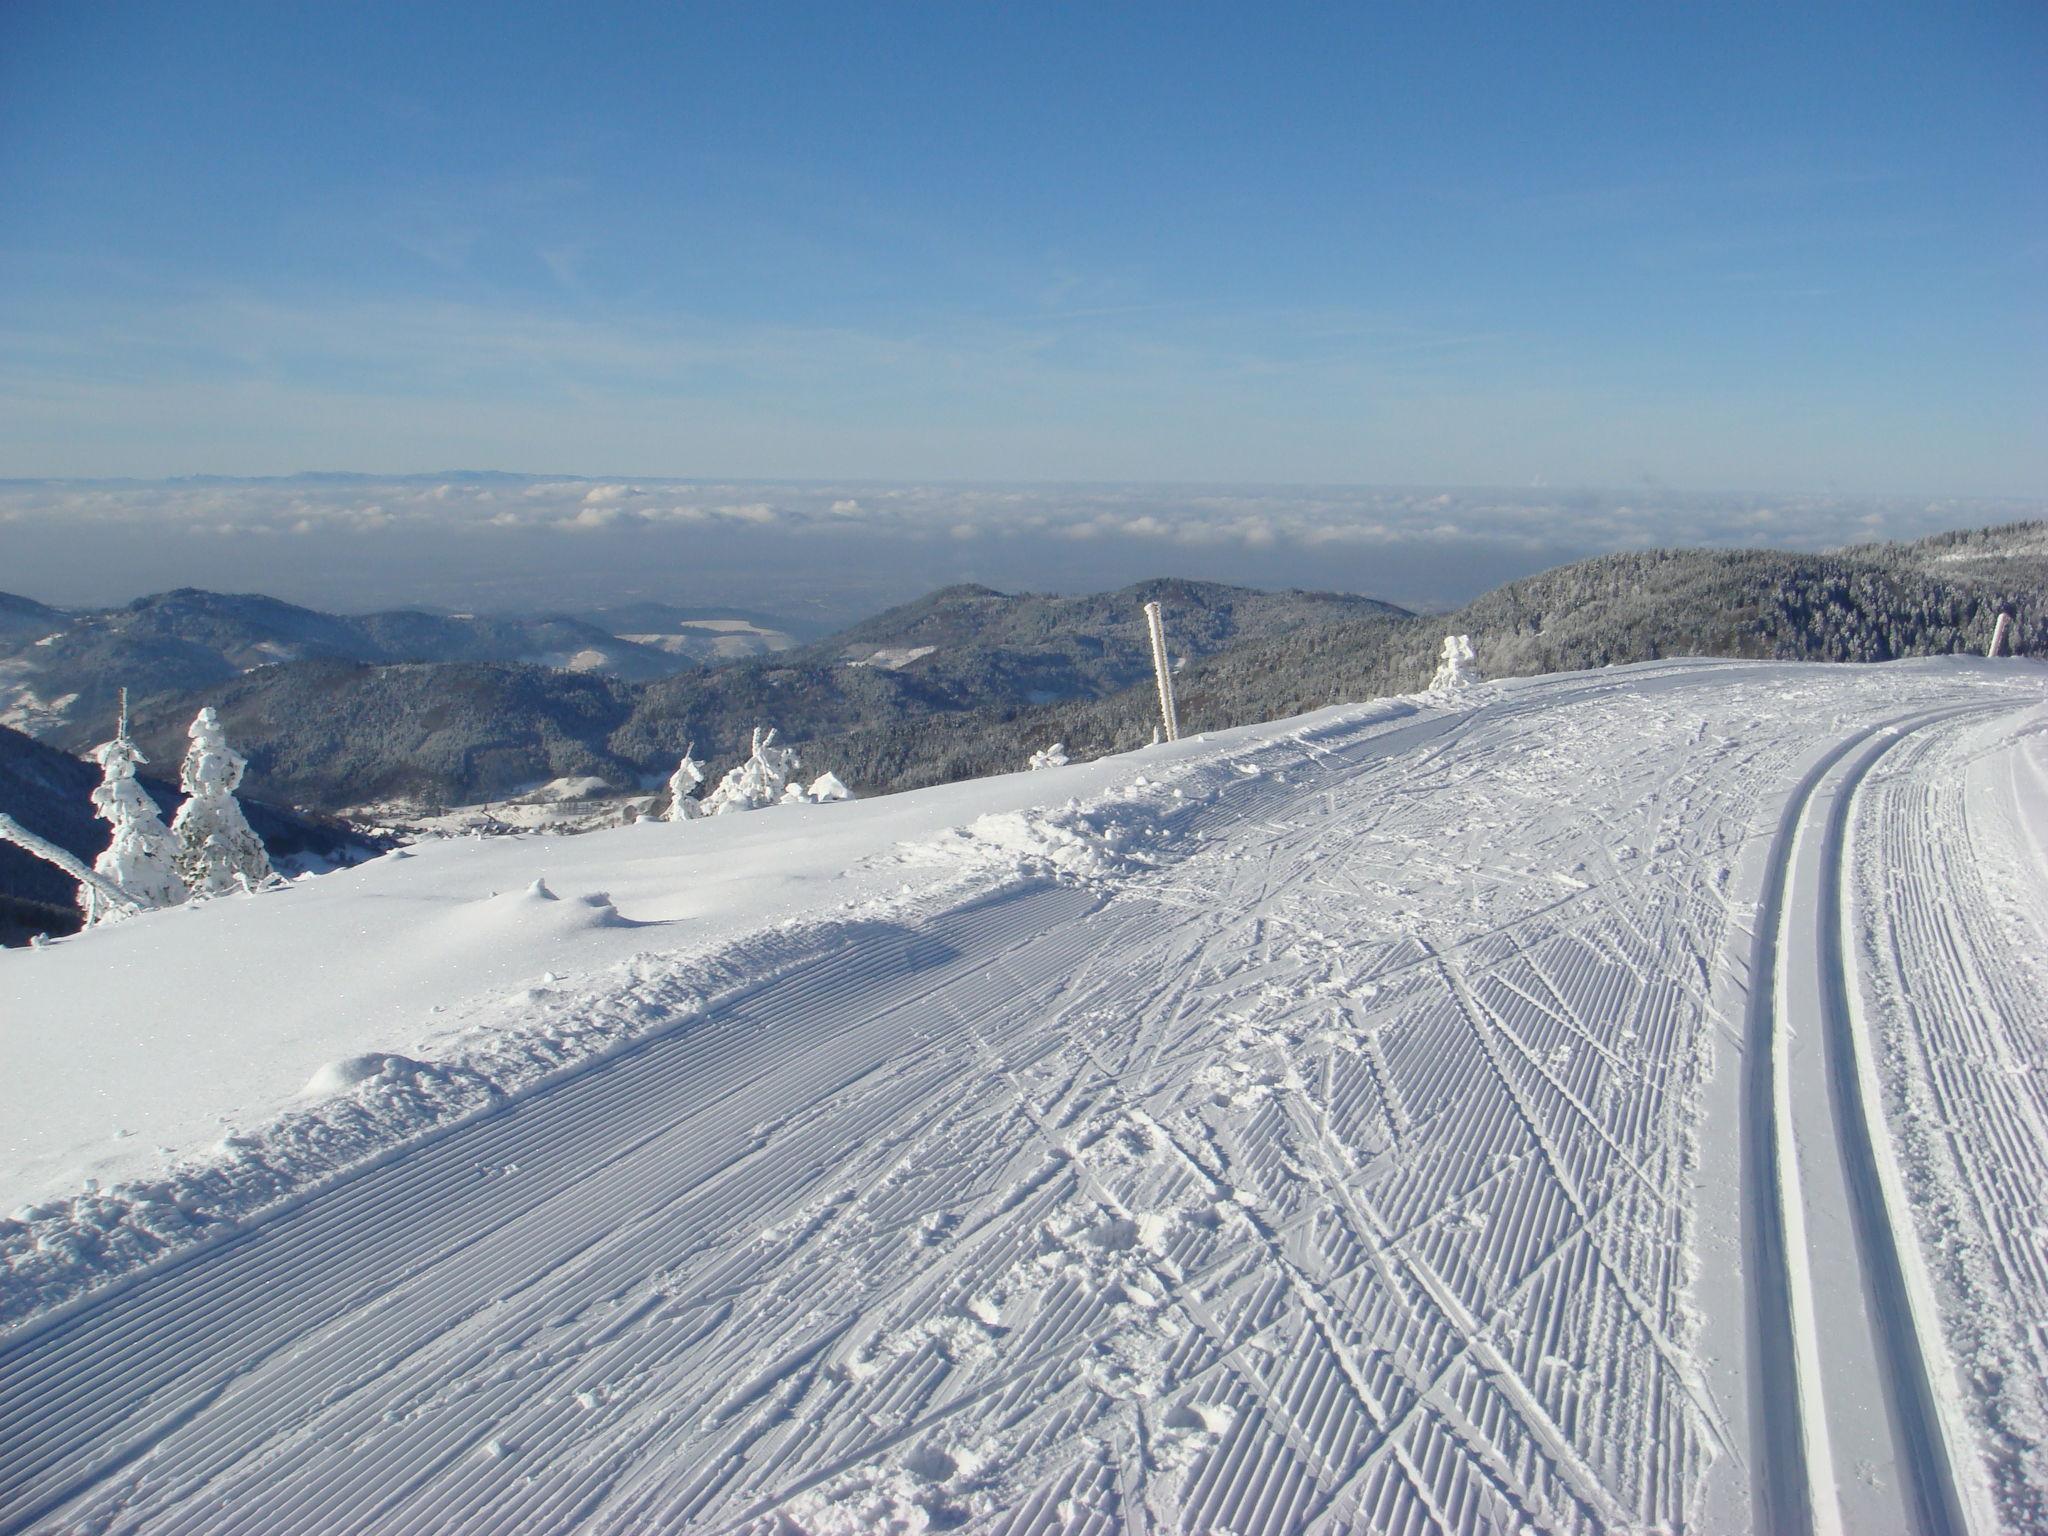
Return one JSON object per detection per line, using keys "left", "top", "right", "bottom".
{"left": 3, "top": 658, "right": 2044, "bottom": 1534}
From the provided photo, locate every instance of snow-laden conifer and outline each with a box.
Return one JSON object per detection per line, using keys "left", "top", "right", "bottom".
{"left": 1430, "top": 635, "right": 1482, "bottom": 692}
{"left": 171, "top": 707, "right": 272, "bottom": 896}
{"left": 665, "top": 745, "right": 707, "bottom": 821}
{"left": 82, "top": 691, "right": 184, "bottom": 923}
{"left": 701, "top": 727, "right": 801, "bottom": 816}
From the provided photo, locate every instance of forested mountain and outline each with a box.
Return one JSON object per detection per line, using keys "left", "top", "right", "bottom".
{"left": 38, "top": 581, "right": 1412, "bottom": 808}
{"left": 6, "top": 523, "right": 2040, "bottom": 818}
{"left": 885, "top": 522, "right": 2047, "bottom": 785}
{"left": 812, "top": 578, "right": 1405, "bottom": 689}
{"left": 0, "top": 589, "right": 698, "bottom": 740}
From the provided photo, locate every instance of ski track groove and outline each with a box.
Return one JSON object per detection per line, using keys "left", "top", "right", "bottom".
{"left": 1739, "top": 701, "right": 2019, "bottom": 1536}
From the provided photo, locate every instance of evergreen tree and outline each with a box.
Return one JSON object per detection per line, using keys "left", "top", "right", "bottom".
{"left": 82, "top": 691, "right": 185, "bottom": 923}
{"left": 171, "top": 706, "right": 273, "bottom": 896}
{"left": 701, "top": 726, "right": 801, "bottom": 815}
{"left": 1430, "top": 635, "right": 1482, "bottom": 691}
{"left": 665, "top": 744, "right": 707, "bottom": 821}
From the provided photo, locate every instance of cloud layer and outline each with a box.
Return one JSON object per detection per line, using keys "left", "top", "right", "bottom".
{"left": 2, "top": 474, "right": 2035, "bottom": 623}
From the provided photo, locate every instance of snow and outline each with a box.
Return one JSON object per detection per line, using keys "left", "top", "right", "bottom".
{"left": 2, "top": 656, "right": 2045, "bottom": 1534}
{"left": 805, "top": 770, "right": 853, "bottom": 802}
{"left": 0, "top": 675, "right": 80, "bottom": 735}
{"left": 849, "top": 644, "right": 938, "bottom": 669}
{"left": 528, "top": 774, "right": 614, "bottom": 802}
{"left": 0, "top": 725, "right": 1255, "bottom": 1214}
{"left": 530, "top": 647, "right": 617, "bottom": 673}
{"left": 623, "top": 619, "right": 797, "bottom": 660}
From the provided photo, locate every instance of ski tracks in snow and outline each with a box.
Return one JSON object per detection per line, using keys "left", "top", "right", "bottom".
{"left": 2, "top": 660, "right": 2043, "bottom": 1534}
{"left": 1840, "top": 704, "right": 2048, "bottom": 1531}
{"left": 1735, "top": 706, "right": 2005, "bottom": 1536}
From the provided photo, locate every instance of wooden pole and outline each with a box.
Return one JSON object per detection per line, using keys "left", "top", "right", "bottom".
{"left": 1143, "top": 600, "right": 1180, "bottom": 743}
{"left": 1987, "top": 611, "right": 2012, "bottom": 658}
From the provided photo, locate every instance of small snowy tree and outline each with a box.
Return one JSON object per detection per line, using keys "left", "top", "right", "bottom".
{"left": 82, "top": 692, "right": 184, "bottom": 923}
{"left": 701, "top": 726, "right": 802, "bottom": 816}
{"left": 1028, "top": 743, "right": 1069, "bottom": 771}
{"left": 170, "top": 706, "right": 272, "bottom": 896}
{"left": 665, "top": 744, "right": 707, "bottom": 821}
{"left": 1430, "top": 634, "right": 1483, "bottom": 692}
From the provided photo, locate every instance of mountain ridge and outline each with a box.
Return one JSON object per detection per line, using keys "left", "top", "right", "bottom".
{"left": 1, "top": 523, "right": 2038, "bottom": 828}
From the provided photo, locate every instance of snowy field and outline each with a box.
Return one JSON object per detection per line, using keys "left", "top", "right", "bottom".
{"left": 2, "top": 657, "right": 2044, "bottom": 1534}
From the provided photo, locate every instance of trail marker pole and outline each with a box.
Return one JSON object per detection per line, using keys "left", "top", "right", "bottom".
{"left": 1144, "top": 600, "right": 1181, "bottom": 743}
{"left": 1987, "top": 611, "right": 2012, "bottom": 658}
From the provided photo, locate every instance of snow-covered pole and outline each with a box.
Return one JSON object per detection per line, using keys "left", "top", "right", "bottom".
{"left": 1143, "top": 600, "right": 1180, "bottom": 744}
{"left": 0, "top": 812, "right": 143, "bottom": 916}
{"left": 1987, "top": 610, "right": 2012, "bottom": 659}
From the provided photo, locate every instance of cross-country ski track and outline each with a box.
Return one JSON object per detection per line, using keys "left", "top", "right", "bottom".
{"left": 2, "top": 658, "right": 2043, "bottom": 1533}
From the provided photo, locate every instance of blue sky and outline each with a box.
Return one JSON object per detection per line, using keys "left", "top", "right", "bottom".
{"left": 1, "top": 2, "right": 2042, "bottom": 493}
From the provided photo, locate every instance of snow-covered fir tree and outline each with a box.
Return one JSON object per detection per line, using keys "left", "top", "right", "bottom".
{"left": 1430, "top": 634, "right": 1482, "bottom": 692}
{"left": 665, "top": 745, "right": 707, "bottom": 821}
{"left": 170, "top": 706, "right": 272, "bottom": 897}
{"left": 82, "top": 692, "right": 185, "bottom": 923}
{"left": 701, "top": 726, "right": 801, "bottom": 816}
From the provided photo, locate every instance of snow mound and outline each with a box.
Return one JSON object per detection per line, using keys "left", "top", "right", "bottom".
{"left": 903, "top": 804, "right": 1145, "bottom": 883}
{"left": 806, "top": 771, "right": 853, "bottom": 802}
{"left": 434, "top": 881, "right": 636, "bottom": 941}
{"left": 300, "top": 1052, "right": 429, "bottom": 1099}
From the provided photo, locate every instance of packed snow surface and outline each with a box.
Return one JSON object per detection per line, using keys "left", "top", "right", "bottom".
{"left": 3, "top": 658, "right": 2045, "bottom": 1535}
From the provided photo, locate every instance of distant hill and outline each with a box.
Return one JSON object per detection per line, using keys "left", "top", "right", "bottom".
{"left": 0, "top": 593, "right": 67, "bottom": 648}
{"left": 10, "top": 523, "right": 2040, "bottom": 818}
{"left": 0, "top": 724, "right": 379, "bottom": 944}
{"left": 1159, "top": 520, "right": 2047, "bottom": 732}
{"left": 0, "top": 588, "right": 697, "bottom": 741}
{"left": 905, "top": 520, "right": 2048, "bottom": 781}
{"left": 110, "top": 660, "right": 648, "bottom": 812}
{"left": 37, "top": 581, "right": 1409, "bottom": 810}
{"left": 807, "top": 578, "right": 1407, "bottom": 702}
